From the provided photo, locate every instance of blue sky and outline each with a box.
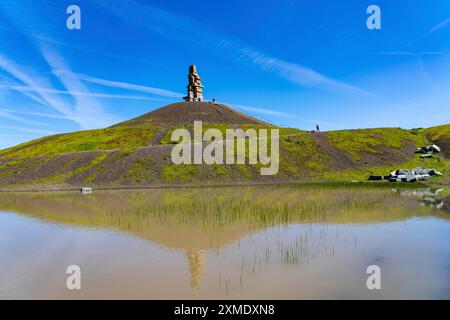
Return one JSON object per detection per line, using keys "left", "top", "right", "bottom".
{"left": 0, "top": 0, "right": 449, "bottom": 149}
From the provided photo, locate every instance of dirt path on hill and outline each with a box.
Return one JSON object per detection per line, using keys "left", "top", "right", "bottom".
{"left": 149, "top": 127, "right": 169, "bottom": 146}
{"left": 309, "top": 132, "right": 355, "bottom": 169}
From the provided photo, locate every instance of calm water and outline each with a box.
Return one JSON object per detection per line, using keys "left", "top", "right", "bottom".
{"left": 0, "top": 185, "right": 449, "bottom": 299}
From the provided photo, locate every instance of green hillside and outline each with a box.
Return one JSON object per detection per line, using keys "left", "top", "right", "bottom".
{"left": 0, "top": 123, "right": 159, "bottom": 158}
{"left": 0, "top": 102, "right": 448, "bottom": 189}
{"left": 424, "top": 124, "right": 450, "bottom": 158}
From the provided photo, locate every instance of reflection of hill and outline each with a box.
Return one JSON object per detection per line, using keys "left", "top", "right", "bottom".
{"left": 0, "top": 185, "right": 447, "bottom": 289}
{"left": 0, "top": 186, "right": 447, "bottom": 249}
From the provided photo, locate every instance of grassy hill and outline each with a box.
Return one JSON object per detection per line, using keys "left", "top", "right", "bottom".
{"left": 424, "top": 124, "right": 450, "bottom": 158}
{"left": 0, "top": 102, "right": 448, "bottom": 189}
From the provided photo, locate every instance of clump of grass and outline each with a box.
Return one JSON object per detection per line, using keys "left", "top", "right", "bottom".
{"left": 0, "top": 157, "right": 29, "bottom": 170}
{"left": 127, "top": 158, "right": 159, "bottom": 183}
{"left": 163, "top": 164, "right": 198, "bottom": 182}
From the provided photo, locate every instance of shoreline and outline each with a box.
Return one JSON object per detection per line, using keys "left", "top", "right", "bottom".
{"left": 0, "top": 179, "right": 444, "bottom": 193}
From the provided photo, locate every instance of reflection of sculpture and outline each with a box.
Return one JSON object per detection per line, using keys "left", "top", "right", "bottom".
{"left": 183, "top": 65, "right": 204, "bottom": 102}
{"left": 187, "top": 248, "right": 205, "bottom": 289}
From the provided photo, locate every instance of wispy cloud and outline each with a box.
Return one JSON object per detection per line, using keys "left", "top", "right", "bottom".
{"left": 245, "top": 50, "right": 382, "bottom": 98}
{"left": 0, "top": 51, "right": 119, "bottom": 129}
{"left": 0, "top": 53, "right": 75, "bottom": 117}
{"left": 423, "top": 16, "right": 450, "bottom": 37}
{"left": 0, "top": 134, "right": 35, "bottom": 138}
{"left": 0, "top": 110, "right": 49, "bottom": 126}
{"left": 232, "top": 104, "right": 293, "bottom": 119}
{"left": 0, "top": 78, "right": 47, "bottom": 106}
{"left": 29, "top": 34, "right": 162, "bottom": 67}
{"left": 0, "top": 1, "right": 121, "bottom": 131}
{"left": 39, "top": 46, "right": 120, "bottom": 129}
{"left": 408, "top": 16, "right": 450, "bottom": 46}
{"left": 0, "top": 108, "right": 77, "bottom": 121}
{"left": 0, "top": 124, "right": 56, "bottom": 135}
{"left": 228, "top": 103, "right": 349, "bottom": 128}
{"left": 377, "top": 51, "right": 448, "bottom": 56}
{"left": 0, "top": 84, "right": 171, "bottom": 102}
{"left": 54, "top": 71, "right": 184, "bottom": 99}
{"left": 93, "top": 0, "right": 377, "bottom": 97}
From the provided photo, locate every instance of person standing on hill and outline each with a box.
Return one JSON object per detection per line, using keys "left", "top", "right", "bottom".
{"left": 316, "top": 124, "right": 320, "bottom": 132}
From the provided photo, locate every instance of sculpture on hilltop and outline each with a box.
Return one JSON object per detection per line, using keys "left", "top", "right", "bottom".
{"left": 184, "top": 65, "right": 204, "bottom": 102}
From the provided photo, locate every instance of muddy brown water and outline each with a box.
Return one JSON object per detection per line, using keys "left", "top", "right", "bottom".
{"left": 0, "top": 185, "right": 449, "bottom": 299}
